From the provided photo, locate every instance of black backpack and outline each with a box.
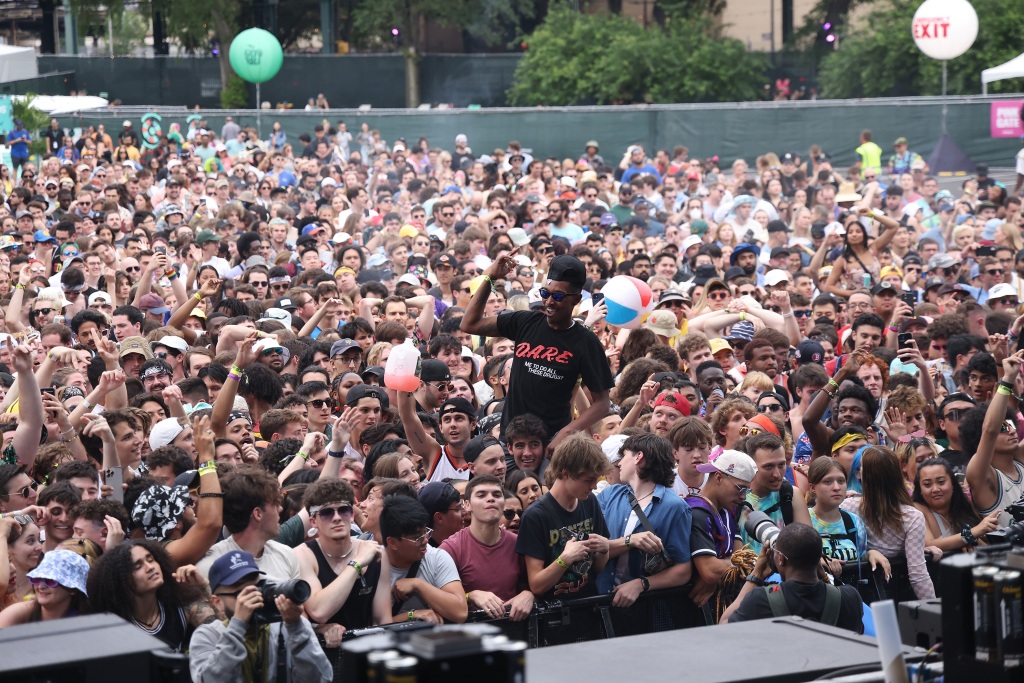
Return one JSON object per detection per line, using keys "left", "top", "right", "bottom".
{"left": 763, "top": 480, "right": 795, "bottom": 526}
{"left": 764, "top": 583, "right": 842, "bottom": 626}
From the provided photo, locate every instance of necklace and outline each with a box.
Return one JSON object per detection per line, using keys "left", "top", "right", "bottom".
{"left": 634, "top": 489, "right": 655, "bottom": 504}
{"left": 319, "top": 540, "right": 354, "bottom": 560}
{"left": 134, "top": 602, "right": 163, "bottom": 631}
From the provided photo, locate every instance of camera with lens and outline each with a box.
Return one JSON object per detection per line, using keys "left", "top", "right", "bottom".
{"left": 983, "top": 495, "right": 1024, "bottom": 546}
{"left": 252, "top": 579, "right": 311, "bottom": 625}
{"left": 744, "top": 511, "right": 780, "bottom": 549}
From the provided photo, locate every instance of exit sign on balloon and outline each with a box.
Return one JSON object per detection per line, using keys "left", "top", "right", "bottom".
{"left": 911, "top": 0, "right": 977, "bottom": 60}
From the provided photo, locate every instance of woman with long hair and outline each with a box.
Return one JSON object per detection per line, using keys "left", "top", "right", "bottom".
{"left": 506, "top": 469, "right": 544, "bottom": 512}
{"left": 894, "top": 435, "right": 938, "bottom": 494}
{"left": 912, "top": 457, "right": 999, "bottom": 553}
{"left": 825, "top": 209, "right": 900, "bottom": 299}
{"left": 805, "top": 457, "right": 889, "bottom": 576}
{"left": 690, "top": 278, "right": 732, "bottom": 315}
{"left": 372, "top": 452, "right": 420, "bottom": 490}
{"left": 996, "top": 222, "right": 1024, "bottom": 253}
{"left": 841, "top": 446, "right": 935, "bottom": 599}
{"left": 0, "top": 549, "right": 90, "bottom": 625}
{"left": 87, "top": 540, "right": 215, "bottom": 652}
{"left": 6, "top": 514, "right": 42, "bottom": 601}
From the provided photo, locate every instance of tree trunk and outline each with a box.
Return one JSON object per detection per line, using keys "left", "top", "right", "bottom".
{"left": 212, "top": 10, "right": 238, "bottom": 91}
{"left": 404, "top": 47, "right": 419, "bottom": 108}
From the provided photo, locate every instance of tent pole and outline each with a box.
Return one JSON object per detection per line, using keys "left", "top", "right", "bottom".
{"left": 941, "top": 60, "right": 948, "bottom": 135}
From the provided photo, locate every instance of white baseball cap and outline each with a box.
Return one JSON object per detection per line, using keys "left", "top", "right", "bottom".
{"left": 697, "top": 449, "right": 758, "bottom": 483}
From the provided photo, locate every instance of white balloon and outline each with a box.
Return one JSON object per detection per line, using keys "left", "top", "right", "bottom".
{"left": 912, "top": 0, "right": 978, "bottom": 61}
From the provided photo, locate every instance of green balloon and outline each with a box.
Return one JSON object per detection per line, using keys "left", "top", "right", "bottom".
{"left": 229, "top": 28, "right": 283, "bottom": 84}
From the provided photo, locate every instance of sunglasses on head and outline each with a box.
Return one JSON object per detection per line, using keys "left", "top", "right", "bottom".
{"left": 503, "top": 509, "right": 522, "bottom": 521}
{"left": 539, "top": 288, "right": 567, "bottom": 302}
{"left": 314, "top": 504, "right": 353, "bottom": 521}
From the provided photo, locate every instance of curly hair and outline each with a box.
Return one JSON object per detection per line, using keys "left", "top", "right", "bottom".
{"left": 855, "top": 355, "right": 890, "bottom": 394}
{"left": 303, "top": 477, "right": 355, "bottom": 510}
{"left": 620, "top": 328, "right": 659, "bottom": 369}
{"left": 87, "top": 540, "right": 185, "bottom": 620}
{"left": 888, "top": 384, "right": 927, "bottom": 417}
{"left": 614, "top": 358, "right": 671, "bottom": 403}
{"left": 709, "top": 397, "right": 756, "bottom": 447}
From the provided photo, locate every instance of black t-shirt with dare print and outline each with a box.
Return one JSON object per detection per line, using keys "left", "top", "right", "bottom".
{"left": 496, "top": 310, "right": 615, "bottom": 440}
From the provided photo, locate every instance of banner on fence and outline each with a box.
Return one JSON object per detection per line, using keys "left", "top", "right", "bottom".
{"left": 991, "top": 100, "right": 1023, "bottom": 138}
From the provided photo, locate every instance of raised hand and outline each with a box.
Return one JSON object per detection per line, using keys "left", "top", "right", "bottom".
{"left": 197, "top": 278, "right": 223, "bottom": 300}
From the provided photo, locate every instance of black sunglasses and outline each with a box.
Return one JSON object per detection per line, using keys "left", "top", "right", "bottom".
{"left": 314, "top": 504, "right": 353, "bottom": 521}
{"left": 503, "top": 509, "right": 522, "bottom": 521}
{"left": 33, "top": 308, "right": 54, "bottom": 317}
{"left": 308, "top": 398, "right": 335, "bottom": 409}
{"left": 539, "top": 288, "right": 567, "bottom": 302}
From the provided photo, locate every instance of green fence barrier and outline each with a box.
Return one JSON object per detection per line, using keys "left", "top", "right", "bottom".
{"left": 51, "top": 96, "right": 1021, "bottom": 169}
{"left": 36, "top": 55, "right": 520, "bottom": 109}
{"left": 0, "top": 72, "right": 75, "bottom": 97}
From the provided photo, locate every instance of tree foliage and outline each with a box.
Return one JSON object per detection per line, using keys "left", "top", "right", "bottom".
{"left": 351, "top": 0, "right": 534, "bottom": 52}
{"left": 818, "top": 0, "right": 1024, "bottom": 98}
{"left": 13, "top": 95, "right": 51, "bottom": 156}
{"left": 508, "top": 6, "right": 769, "bottom": 106}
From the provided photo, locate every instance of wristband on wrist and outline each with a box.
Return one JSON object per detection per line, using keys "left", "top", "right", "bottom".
{"left": 297, "top": 451, "right": 309, "bottom": 461}
{"left": 82, "top": 399, "right": 95, "bottom": 410}
{"left": 745, "top": 573, "right": 764, "bottom": 586}
{"left": 198, "top": 461, "right": 217, "bottom": 476}
{"left": 408, "top": 610, "right": 416, "bottom": 621}
{"left": 739, "top": 312, "right": 747, "bottom": 321}
{"left": 888, "top": 325, "right": 899, "bottom": 332}
{"left": 199, "top": 492, "right": 225, "bottom": 498}
{"left": 998, "top": 385, "right": 1013, "bottom": 396}
{"left": 230, "top": 365, "right": 243, "bottom": 375}
{"left": 349, "top": 560, "right": 364, "bottom": 577}
{"left": 482, "top": 275, "right": 494, "bottom": 288}
{"left": 827, "top": 379, "right": 839, "bottom": 390}
{"left": 782, "top": 311, "right": 794, "bottom": 318}
{"left": 14, "top": 284, "right": 24, "bottom": 290}
{"left": 555, "top": 556, "right": 569, "bottom": 569}
{"left": 193, "top": 292, "right": 202, "bottom": 301}
{"left": 327, "top": 449, "right": 345, "bottom": 458}
{"left": 227, "top": 372, "right": 240, "bottom": 383}
{"left": 624, "top": 534, "right": 631, "bottom": 549}
{"left": 961, "top": 526, "right": 979, "bottom": 547}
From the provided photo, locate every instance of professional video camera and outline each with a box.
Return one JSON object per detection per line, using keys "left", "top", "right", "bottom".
{"left": 744, "top": 510, "right": 780, "bottom": 548}
{"left": 252, "top": 579, "right": 311, "bottom": 624}
{"left": 984, "top": 495, "right": 1024, "bottom": 545}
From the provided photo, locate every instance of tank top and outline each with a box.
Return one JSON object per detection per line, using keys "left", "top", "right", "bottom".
{"left": 134, "top": 600, "right": 190, "bottom": 653}
{"left": 427, "top": 445, "right": 471, "bottom": 482}
{"left": 304, "top": 540, "right": 380, "bottom": 630}
{"left": 979, "top": 460, "right": 1024, "bottom": 525}
{"left": 928, "top": 509, "right": 953, "bottom": 538}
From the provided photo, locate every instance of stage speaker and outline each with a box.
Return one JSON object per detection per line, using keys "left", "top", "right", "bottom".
{"left": 0, "top": 613, "right": 189, "bottom": 683}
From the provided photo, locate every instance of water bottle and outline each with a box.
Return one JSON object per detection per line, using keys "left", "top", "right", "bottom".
{"left": 384, "top": 338, "right": 422, "bottom": 392}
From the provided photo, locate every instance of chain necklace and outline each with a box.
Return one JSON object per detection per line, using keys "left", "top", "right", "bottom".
{"left": 319, "top": 540, "right": 354, "bottom": 560}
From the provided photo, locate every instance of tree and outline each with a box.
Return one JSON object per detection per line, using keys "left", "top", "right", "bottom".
{"left": 507, "top": 6, "right": 768, "bottom": 106}
{"left": 12, "top": 95, "right": 51, "bottom": 157}
{"left": 817, "top": 0, "right": 1024, "bottom": 98}
{"left": 351, "top": 0, "right": 534, "bottom": 107}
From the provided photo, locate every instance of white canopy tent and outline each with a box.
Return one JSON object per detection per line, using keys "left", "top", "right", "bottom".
{"left": 0, "top": 45, "right": 37, "bottom": 84}
{"left": 13, "top": 95, "right": 109, "bottom": 115}
{"left": 982, "top": 52, "right": 1024, "bottom": 94}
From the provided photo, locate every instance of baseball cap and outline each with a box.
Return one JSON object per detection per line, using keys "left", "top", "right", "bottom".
{"left": 345, "top": 384, "right": 388, "bottom": 409}
{"left": 764, "top": 270, "right": 790, "bottom": 287}
{"left": 119, "top": 336, "right": 154, "bottom": 360}
{"left": 937, "top": 283, "right": 966, "bottom": 297}
{"left": 149, "top": 417, "right": 185, "bottom": 450}
{"left": 330, "top": 339, "right": 361, "bottom": 357}
{"left": 194, "top": 230, "right": 221, "bottom": 245}
{"left": 137, "top": 292, "right": 169, "bottom": 313}
{"left": 361, "top": 366, "right": 385, "bottom": 382}
{"left": 794, "top": 340, "right": 825, "bottom": 365}
{"left": 151, "top": 336, "right": 189, "bottom": 354}
{"left": 418, "top": 481, "right": 461, "bottom": 518}
{"left": 681, "top": 235, "right": 703, "bottom": 252}
{"left": 767, "top": 220, "right": 790, "bottom": 234}
{"left": 870, "top": 281, "right": 898, "bottom": 296}
{"left": 928, "top": 254, "right": 957, "bottom": 270}
{"left": 439, "top": 397, "right": 475, "bottom": 420}
{"left": 601, "top": 434, "right": 628, "bottom": 465}
{"left": 757, "top": 391, "right": 791, "bottom": 413}
{"left": 652, "top": 392, "right": 691, "bottom": 416}
{"left": 725, "top": 320, "right": 755, "bottom": 343}
{"left": 463, "top": 435, "right": 502, "bottom": 463}
{"left": 259, "top": 308, "right": 292, "bottom": 324}
{"left": 88, "top": 291, "right": 112, "bottom": 306}
{"left": 709, "top": 338, "right": 732, "bottom": 355}
{"left": 277, "top": 297, "right": 297, "bottom": 312}
{"left": 34, "top": 230, "right": 56, "bottom": 243}
{"left": 696, "top": 449, "right": 758, "bottom": 483}
{"left": 208, "top": 550, "right": 264, "bottom": 592}
{"left": 420, "top": 359, "right": 451, "bottom": 383}
{"left": 547, "top": 255, "right": 587, "bottom": 289}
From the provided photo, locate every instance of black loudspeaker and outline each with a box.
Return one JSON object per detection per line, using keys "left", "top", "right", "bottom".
{"left": 0, "top": 613, "right": 190, "bottom": 683}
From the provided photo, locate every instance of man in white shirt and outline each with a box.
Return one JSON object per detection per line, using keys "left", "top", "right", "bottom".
{"left": 196, "top": 229, "right": 231, "bottom": 277}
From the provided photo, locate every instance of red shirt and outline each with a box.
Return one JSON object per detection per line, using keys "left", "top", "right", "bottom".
{"left": 440, "top": 526, "right": 524, "bottom": 601}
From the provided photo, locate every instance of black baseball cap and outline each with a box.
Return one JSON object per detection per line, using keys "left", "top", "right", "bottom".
{"left": 547, "top": 255, "right": 587, "bottom": 289}
{"left": 346, "top": 384, "right": 389, "bottom": 410}
{"left": 420, "top": 359, "right": 451, "bottom": 383}
{"left": 463, "top": 435, "right": 502, "bottom": 463}
{"left": 439, "top": 397, "right": 475, "bottom": 420}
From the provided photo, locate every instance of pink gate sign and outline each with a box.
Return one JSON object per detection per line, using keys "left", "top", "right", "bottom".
{"left": 991, "top": 101, "right": 1024, "bottom": 138}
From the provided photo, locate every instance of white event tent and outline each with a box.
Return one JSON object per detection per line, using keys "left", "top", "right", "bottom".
{"left": 982, "top": 52, "right": 1024, "bottom": 94}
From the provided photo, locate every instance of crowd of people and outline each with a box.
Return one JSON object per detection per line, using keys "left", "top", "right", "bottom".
{"left": 0, "top": 113, "right": 1020, "bottom": 677}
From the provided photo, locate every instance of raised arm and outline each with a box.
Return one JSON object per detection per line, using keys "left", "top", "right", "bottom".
{"left": 166, "top": 414, "right": 223, "bottom": 566}
{"left": 211, "top": 331, "right": 259, "bottom": 438}
{"left": 769, "top": 291, "right": 802, "bottom": 348}
{"left": 167, "top": 278, "right": 222, "bottom": 345}
{"left": 396, "top": 389, "right": 441, "bottom": 464}
{"left": 967, "top": 350, "right": 1022, "bottom": 512}
{"left": 406, "top": 294, "right": 436, "bottom": 341}
{"left": 461, "top": 249, "right": 518, "bottom": 337}
{"left": 8, "top": 342, "right": 43, "bottom": 470}
{"left": 864, "top": 208, "right": 899, "bottom": 255}
{"left": 5, "top": 267, "right": 32, "bottom": 332}
{"left": 132, "top": 250, "right": 167, "bottom": 307}
{"left": 802, "top": 353, "right": 864, "bottom": 457}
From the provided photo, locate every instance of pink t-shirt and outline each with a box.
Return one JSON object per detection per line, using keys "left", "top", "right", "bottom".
{"left": 440, "top": 527, "right": 524, "bottom": 601}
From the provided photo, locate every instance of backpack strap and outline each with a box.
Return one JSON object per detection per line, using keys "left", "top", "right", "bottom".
{"left": 759, "top": 481, "right": 795, "bottom": 526}
{"left": 765, "top": 585, "right": 790, "bottom": 617}
{"left": 820, "top": 584, "right": 842, "bottom": 626}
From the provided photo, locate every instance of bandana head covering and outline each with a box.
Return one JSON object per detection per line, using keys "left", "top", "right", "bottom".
{"left": 131, "top": 484, "right": 190, "bottom": 541}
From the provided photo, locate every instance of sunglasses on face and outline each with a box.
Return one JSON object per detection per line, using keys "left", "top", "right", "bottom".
{"left": 261, "top": 348, "right": 282, "bottom": 357}
{"left": 401, "top": 527, "right": 433, "bottom": 544}
{"left": 793, "top": 310, "right": 813, "bottom": 318}
{"left": 536, "top": 246, "right": 553, "bottom": 254}
{"left": 431, "top": 382, "right": 454, "bottom": 392}
{"left": 539, "top": 288, "right": 567, "bottom": 302}
{"left": 708, "top": 292, "right": 729, "bottom": 300}
{"left": 629, "top": 248, "right": 645, "bottom": 254}
{"left": 503, "top": 509, "right": 522, "bottom": 521}
{"left": 987, "top": 269, "right": 1004, "bottom": 276}
{"left": 308, "top": 398, "right": 335, "bottom": 410}
{"left": 662, "top": 301, "right": 686, "bottom": 309}
{"left": 272, "top": 283, "right": 289, "bottom": 291}
{"left": 27, "top": 577, "right": 60, "bottom": 589}
{"left": 34, "top": 308, "right": 54, "bottom": 317}
{"left": 758, "top": 404, "right": 784, "bottom": 413}
{"left": 738, "top": 426, "right": 762, "bottom": 437}
{"left": 315, "top": 504, "right": 354, "bottom": 521}
{"left": 441, "top": 212, "right": 455, "bottom": 218}
{"left": 2, "top": 481, "right": 37, "bottom": 499}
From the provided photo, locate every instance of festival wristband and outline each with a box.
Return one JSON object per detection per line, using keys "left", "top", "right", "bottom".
{"left": 227, "top": 372, "right": 240, "bottom": 383}
{"left": 555, "top": 556, "right": 569, "bottom": 569}
{"left": 997, "top": 385, "right": 1013, "bottom": 396}
{"left": 198, "top": 461, "right": 217, "bottom": 476}
{"left": 408, "top": 610, "right": 416, "bottom": 621}
{"left": 193, "top": 292, "right": 202, "bottom": 301}
{"left": 297, "top": 451, "right": 309, "bottom": 461}
{"left": 230, "top": 365, "right": 243, "bottom": 375}
{"left": 199, "top": 492, "right": 225, "bottom": 499}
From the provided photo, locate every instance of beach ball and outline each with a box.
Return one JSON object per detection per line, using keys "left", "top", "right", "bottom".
{"left": 602, "top": 275, "right": 655, "bottom": 329}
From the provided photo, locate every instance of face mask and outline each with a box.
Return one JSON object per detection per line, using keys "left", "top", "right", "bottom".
{"left": 690, "top": 209, "right": 702, "bottom": 220}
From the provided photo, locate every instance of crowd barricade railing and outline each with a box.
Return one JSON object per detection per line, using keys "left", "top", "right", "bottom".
{"left": 837, "top": 554, "right": 942, "bottom": 606}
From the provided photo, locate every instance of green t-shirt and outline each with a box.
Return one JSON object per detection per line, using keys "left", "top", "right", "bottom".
{"left": 856, "top": 142, "right": 883, "bottom": 176}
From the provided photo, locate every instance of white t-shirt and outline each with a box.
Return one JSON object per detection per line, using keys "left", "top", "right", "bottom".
{"left": 1015, "top": 148, "right": 1024, "bottom": 176}
{"left": 389, "top": 545, "right": 461, "bottom": 612}
{"left": 196, "top": 537, "right": 300, "bottom": 582}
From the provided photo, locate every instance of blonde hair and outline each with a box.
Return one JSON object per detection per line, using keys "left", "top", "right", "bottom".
{"left": 740, "top": 371, "right": 774, "bottom": 395}
{"left": 548, "top": 433, "right": 609, "bottom": 480}
{"left": 366, "top": 341, "right": 393, "bottom": 368}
